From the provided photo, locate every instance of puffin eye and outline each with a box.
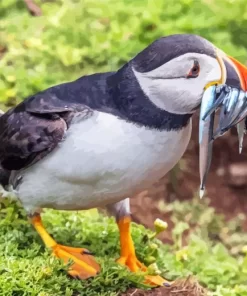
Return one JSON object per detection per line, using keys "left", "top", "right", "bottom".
{"left": 187, "top": 61, "right": 200, "bottom": 78}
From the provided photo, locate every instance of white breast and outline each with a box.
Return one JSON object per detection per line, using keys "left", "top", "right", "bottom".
{"left": 16, "top": 112, "right": 192, "bottom": 213}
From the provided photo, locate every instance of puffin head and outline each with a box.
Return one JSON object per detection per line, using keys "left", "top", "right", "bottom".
{"left": 131, "top": 34, "right": 247, "bottom": 115}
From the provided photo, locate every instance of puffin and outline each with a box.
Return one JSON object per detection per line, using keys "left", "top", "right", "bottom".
{"left": 0, "top": 34, "right": 246, "bottom": 286}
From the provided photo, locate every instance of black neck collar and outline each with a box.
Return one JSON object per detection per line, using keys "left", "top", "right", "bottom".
{"left": 106, "top": 63, "right": 192, "bottom": 131}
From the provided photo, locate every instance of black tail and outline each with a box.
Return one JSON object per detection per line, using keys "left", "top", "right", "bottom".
{"left": 0, "top": 110, "right": 10, "bottom": 188}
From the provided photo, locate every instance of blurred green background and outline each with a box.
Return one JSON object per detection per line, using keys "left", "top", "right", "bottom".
{"left": 1, "top": 0, "right": 247, "bottom": 110}
{"left": 1, "top": 1, "right": 247, "bottom": 295}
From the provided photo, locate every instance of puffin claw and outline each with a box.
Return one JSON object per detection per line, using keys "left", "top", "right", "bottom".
{"left": 83, "top": 249, "right": 94, "bottom": 255}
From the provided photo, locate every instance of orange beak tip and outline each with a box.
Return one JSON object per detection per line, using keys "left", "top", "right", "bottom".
{"left": 227, "top": 55, "right": 247, "bottom": 91}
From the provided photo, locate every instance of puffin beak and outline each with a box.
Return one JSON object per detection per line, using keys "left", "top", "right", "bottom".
{"left": 213, "top": 52, "right": 247, "bottom": 136}
{"left": 199, "top": 50, "right": 247, "bottom": 197}
{"left": 224, "top": 55, "right": 247, "bottom": 92}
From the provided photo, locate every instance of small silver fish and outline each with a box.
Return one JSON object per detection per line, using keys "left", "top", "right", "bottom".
{"left": 230, "top": 92, "right": 247, "bottom": 127}
{"left": 213, "top": 91, "right": 232, "bottom": 139}
{"left": 199, "top": 85, "right": 216, "bottom": 198}
{"left": 237, "top": 120, "right": 246, "bottom": 154}
{"left": 201, "top": 85, "right": 229, "bottom": 120}
{"left": 225, "top": 91, "right": 246, "bottom": 128}
{"left": 213, "top": 89, "right": 246, "bottom": 138}
{"left": 200, "top": 86, "right": 247, "bottom": 197}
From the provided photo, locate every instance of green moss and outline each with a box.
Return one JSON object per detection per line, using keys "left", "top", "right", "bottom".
{"left": 0, "top": 198, "right": 246, "bottom": 295}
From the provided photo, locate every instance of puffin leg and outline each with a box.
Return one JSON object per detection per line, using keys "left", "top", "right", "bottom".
{"left": 30, "top": 214, "right": 100, "bottom": 279}
{"left": 106, "top": 198, "right": 171, "bottom": 287}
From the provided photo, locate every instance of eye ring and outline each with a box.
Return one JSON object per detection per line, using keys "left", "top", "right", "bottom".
{"left": 187, "top": 61, "right": 200, "bottom": 78}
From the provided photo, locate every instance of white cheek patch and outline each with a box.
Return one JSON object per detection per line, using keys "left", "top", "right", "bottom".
{"left": 142, "top": 55, "right": 194, "bottom": 79}
{"left": 133, "top": 53, "right": 222, "bottom": 114}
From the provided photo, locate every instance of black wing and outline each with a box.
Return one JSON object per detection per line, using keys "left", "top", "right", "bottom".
{"left": 0, "top": 92, "right": 93, "bottom": 171}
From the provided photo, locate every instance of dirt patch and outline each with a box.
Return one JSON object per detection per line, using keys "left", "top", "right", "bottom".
{"left": 122, "top": 277, "right": 207, "bottom": 296}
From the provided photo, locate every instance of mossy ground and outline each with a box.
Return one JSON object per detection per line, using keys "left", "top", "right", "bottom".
{"left": 0, "top": 198, "right": 247, "bottom": 296}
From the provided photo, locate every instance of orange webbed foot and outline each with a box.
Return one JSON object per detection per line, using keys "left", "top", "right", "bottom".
{"left": 117, "top": 216, "right": 171, "bottom": 287}
{"left": 52, "top": 244, "right": 100, "bottom": 279}
{"left": 31, "top": 215, "right": 100, "bottom": 280}
{"left": 117, "top": 254, "right": 146, "bottom": 272}
{"left": 117, "top": 253, "right": 170, "bottom": 286}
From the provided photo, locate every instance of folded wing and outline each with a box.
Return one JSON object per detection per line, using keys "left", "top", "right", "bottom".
{"left": 0, "top": 92, "right": 93, "bottom": 171}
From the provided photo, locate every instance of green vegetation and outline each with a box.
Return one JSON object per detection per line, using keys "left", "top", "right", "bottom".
{"left": 1, "top": 0, "right": 247, "bottom": 295}
{"left": 1, "top": 0, "right": 247, "bottom": 110}
{"left": 1, "top": 198, "right": 247, "bottom": 295}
